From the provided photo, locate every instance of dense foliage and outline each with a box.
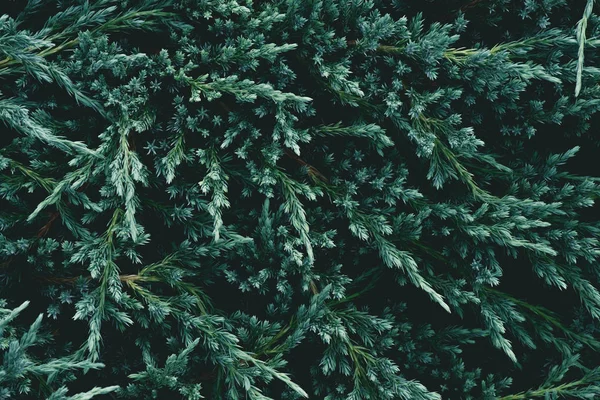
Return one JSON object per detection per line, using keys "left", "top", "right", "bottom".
{"left": 1, "top": 0, "right": 600, "bottom": 399}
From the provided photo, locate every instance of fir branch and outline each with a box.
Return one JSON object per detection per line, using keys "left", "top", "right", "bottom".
{"left": 312, "top": 122, "right": 394, "bottom": 156}
{"left": 498, "top": 355, "right": 600, "bottom": 399}
{"left": 485, "top": 287, "right": 600, "bottom": 352}
{"left": 183, "top": 73, "right": 312, "bottom": 105}
{"left": 197, "top": 148, "right": 230, "bottom": 242}
{"left": 576, "top": 0, "right": 595, "bottom": 96}
{"left": 272, "top": 167, "right": 320, "bottom": 264}
{"left": 0, "top": 7, "right": 174, "bottom": 70}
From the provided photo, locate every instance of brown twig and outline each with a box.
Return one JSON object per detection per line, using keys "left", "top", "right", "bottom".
{"left": 284, "top": 149, "right": 329, "bottom": 183}
{"left": 460, "top": 0, "right": 485, "bottom": 12}
{"left": 347, "top": 40, "right": 402, "bottom": 54}
{"left": 217, "top": 100, "right": 232, "bottom": 113}
{"left": 119, "top": 274, "right": 144, "bottom": 282}
{"left": 310, "top": 279, "right": 319, "bottom": 295}
{"left": 0, "top": 258, "right": 13, "bottom": 270}
{"left": 198, "top": 370, "right": 217, "bottom": 381}
{"left": 36, "top": 211, "right": 60, "bottom": 238}
{"left": 35, "top": 273, "right": 146, "bottom": 285}
{"left": 127, "top": 132, "right": 137, "bottom": 152}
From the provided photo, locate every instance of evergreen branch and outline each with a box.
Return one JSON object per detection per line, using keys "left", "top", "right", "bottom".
{"left": 0, "top": 98, "right": 98, "bottom": 154}
{"left": 2, "top": 2, "right": 600, "bottom": 399}
{"left": 0, "top": 301, "right": 112, "bottom": 399}
{"left": 575, "top": 0, "right": 595, "bottom": 96}
{"left": 7, "top": 159, "right": 57, "bottom": 193}
{"left": 72, "top": 208, "right": 124, "bottom": 362}
{"left": 327, "top": 269, "right": 383, "bottom": 307}
{"left": 138, "top": 254, "right": 214, "bottom": 314}
{"left": 498, "top": 356, "right": 600, "bottom": 400}
{"left": 183, "top": 73, "right": 312, "bottom": 104}
{"left": 46, "top": 385, "right": 120, "bottom": 400}
{"left": 498, "top": 380, "right": 588, "bottom": 400}
{"left": 198, "top": 148, "right": 230, "bottom": 242}
{"left": 433, "top": 138, "right": 492, "bottom": 200}
{"left": 0, "top": 8, "right": 174, "bottom": 70}
{"left": 272, "top": 167, "right": 320, "bottom": 264}
{"left": 364, "top": 32, "right": 575, "bottom": 64}
{"left": 485, "top": 287, "right": 600, "bottom": 351}
{"left": 26, "top": 160, "right": 96, "bottom": 222}
{"left": 0, "top": 6, "right": 174, "bottom": 116}
{"left": 312, "top": 122, "right": 394, "bottom": 156}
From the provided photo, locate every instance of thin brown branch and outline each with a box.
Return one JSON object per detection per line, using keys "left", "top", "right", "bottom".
{"left": 460, "top": 0, "right": 485, "bottom": 12}
{"left": 36, "top": 211, "right": 60, "bottom": 238}
{"left": 127, "top": 132, "right": 137, "bottom": 152}
{"left": 119, "top": 274, "right": 144, "bottom": 282}
{"left": 310, "top": 279, "right": 319, "bottom": 295}
{"left": 35, "top": 273, "right": 146, "bottom": 284}
{"left": 0, "top": 258, "right": 13, "bottom": 270}
{"left": 284, "top": 149, "right": 329, "bottom": 183}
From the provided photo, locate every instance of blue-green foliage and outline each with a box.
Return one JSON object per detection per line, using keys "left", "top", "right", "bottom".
{"left": 1, "top": 0, "right": 600, "bottom": 398}
{"left": 0, "top": 300, "right": 117, "bottom": 399}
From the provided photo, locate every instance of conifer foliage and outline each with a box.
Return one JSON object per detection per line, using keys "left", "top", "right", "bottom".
{"left": 1, "top": 0, "right": 600, "bottom": 399}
